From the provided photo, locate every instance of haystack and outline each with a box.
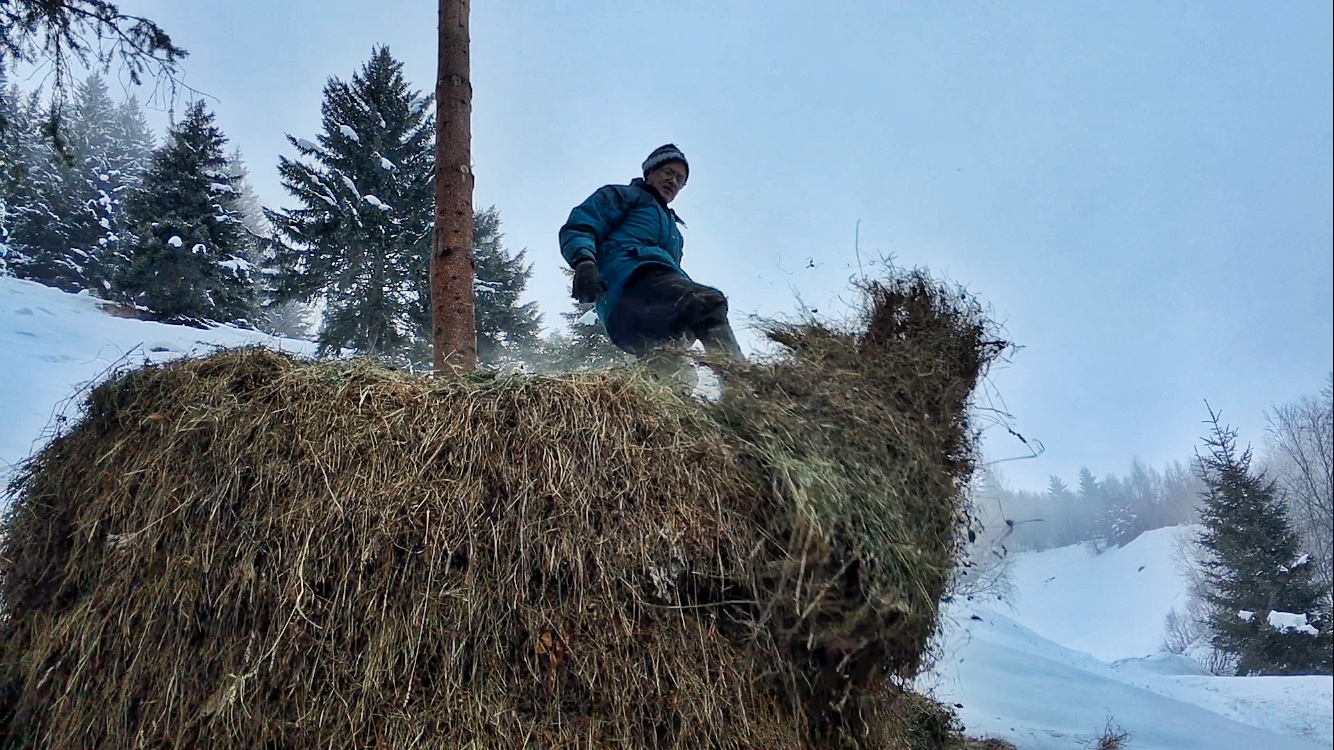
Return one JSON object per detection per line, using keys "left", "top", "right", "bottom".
{"left": 1, "top": 271, "right": 1005, "bottom": 749}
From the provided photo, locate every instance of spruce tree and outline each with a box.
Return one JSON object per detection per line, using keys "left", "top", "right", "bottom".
{"left": 4, "top": 76, "right": 151, "bottom": 292}
{"left": 94, "top": 94, "right": 155, "bottom": 290}
{"left": 225, "top": 146, "right": 310, "bottom": 340}
{"left": 0, "top": 87, "right": 40, "bottom": 276}
{"left": 116, "top": 100, "right": 253, "bottom": 324}
{"left": 1196, "top": 413, "right": 1332, "bottom": 675}
{"left": 0, "top": 57, "right": 9, "bottom": 139}
{"left": 1074, "top": 467, "right": 1103, "bottom": 542}
{"left": 1046, "top": 476, "right": 1076, "bottom": 547}
{"left": 1099, "top": 475, "right": 1141, "bottom": 547}
{"left": 0, "top": 65, "right": 19, "bottom": 185}
{"left": 5, "top": 78, "right": 103, "bottom": 290}
{"left": 0, "top": 71, "right": 17, "bottom": 270}
{"left": 267, "top": 46, "right": 434, "bottom": 362}
{"left": 473, "top": 205, "right": 541, "bottom": 367}
{"left": 222, "top": 147, "right": 270, "bottom": 278}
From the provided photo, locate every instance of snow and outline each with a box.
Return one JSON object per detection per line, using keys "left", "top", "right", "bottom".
{"left": 338, "top": 124, "right": 360, "bottom": 143}
{"left": 0, "top": 276, "right": 313, "bottom": 480}
{"left": 928, "top": 526, "right": 1333, "bottom": 749}
{"left": 192, "top": 243, "right": 208, "bottom": 255}
{"left": 379, "top": 156, "right": 397, "bottom": 172}
{"left": 296, "top": 138, "right": 321, "bottom": 153}
{"left": 1003, "top": 528, "right": 1189, "bottom": 661}
{"left": 1284, "top": 552, "right": 1312, "bottom": 572}
{"left": 1240, "top": 610, "right": 1256, "bottom": 623}
{"left": 218, "top": 257, "right": 253, "bottom": 275}
{"left": 168, "top": 235, "right": 183, "bottom": 248}
{"left": 1268, "top": 611, "right": 1320, "bottom": 636}
{"left": 577, "top": 308, "right": 599, "bottom": 326}
{"left": 362, "top": 195, "right": 392, "bottom": 212}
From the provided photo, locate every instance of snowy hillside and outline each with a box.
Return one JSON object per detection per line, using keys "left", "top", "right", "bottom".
{"left": 0, "top": 276, "right": 314, "bottom": 480}
{"left": 1007, "top": 527, "right": 1191, "bottom": 662}
{"left": 2, "top": 276, "right": 1330, "bottom": 749}
{"left": 927, "top": 527, "right": 1333, "bottom": 749}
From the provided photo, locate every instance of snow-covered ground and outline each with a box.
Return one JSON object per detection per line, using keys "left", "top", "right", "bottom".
{"left": 0, "top": 276, "right": 313, "bottom": 481}
{"left": 2, "top": 276, "right": 1330, "bottom": 749}
{"left": 927, "top": 527, "right": 1333, "bottom": 749}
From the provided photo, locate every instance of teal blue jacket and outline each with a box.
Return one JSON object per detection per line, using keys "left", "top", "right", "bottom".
{"left": 559, "top": 179, "right": 688, "bottom": 330}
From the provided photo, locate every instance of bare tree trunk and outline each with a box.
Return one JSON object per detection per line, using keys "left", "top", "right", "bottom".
{"left": 432, "top": 0, "right": 476, "bottom": 373}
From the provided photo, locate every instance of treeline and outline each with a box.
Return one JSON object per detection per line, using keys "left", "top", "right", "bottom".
{"left": 0, "top": 47, "right": 620, "bottom": 371}
{"left": 973, "top": 457, "right": 1203, "bottom": 554}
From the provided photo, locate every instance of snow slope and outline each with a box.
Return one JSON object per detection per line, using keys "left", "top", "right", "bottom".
{"left": 0, "top": 276, "right": 313, "bottom": 480}
{"left": 1007, "top": 528, "right": 1190, "bottom": 662}
{"left": 928, "top": 528, "right": 1333, "bottom": 749}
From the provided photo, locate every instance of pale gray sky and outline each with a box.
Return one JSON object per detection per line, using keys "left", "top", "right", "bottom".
{"left": 41, "top": 0, "right": 1334, "bottom": 490}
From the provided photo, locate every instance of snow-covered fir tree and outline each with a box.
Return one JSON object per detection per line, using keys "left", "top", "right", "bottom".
{"left": 266, "top": 46, "right": 434, "bottom": 363}
{"left": 1196, "top": 414, "right": 1332, "bottom": 675}
{"left": 115, "top": 100, "right": 253, "bottom": 324}
{"left": 225, "top": 147, "right": 268, "bottom": 242}
{"left": 473, "top": 205, "right": 541, "bottom": 367}
{"left": 6, "top": 76, "right": 113, "bottom": 290}
{"left": 0, "top": 68, "right": 18, "bottom": 272}
{"left": 220, "top": 146, "right": 311, "bottom": 340}
{"left": 85, "top": 90, "right": 155, "bottom": 292}
{"left": 2, "top": 76, "right": 152, "bottom": 292}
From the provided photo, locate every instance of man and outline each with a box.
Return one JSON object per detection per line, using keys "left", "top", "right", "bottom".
{"left": 559, "top": 144, "right": 742, "bottom": 376}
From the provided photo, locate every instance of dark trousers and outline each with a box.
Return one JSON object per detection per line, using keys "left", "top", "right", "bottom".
{"left": 606, "top": 265, "right": 741, "bottom": 358}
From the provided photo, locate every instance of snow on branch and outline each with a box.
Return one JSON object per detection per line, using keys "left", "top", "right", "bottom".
{"left": 362, "top": 195, "right": 392, "bottom": 212}
{"left": 1266, "top": 610, "right": 1320, "bottom": 636}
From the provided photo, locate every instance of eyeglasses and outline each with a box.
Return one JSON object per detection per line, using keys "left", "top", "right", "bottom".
{"left": 659, "top": 167, "right": 687, "bottom": 185}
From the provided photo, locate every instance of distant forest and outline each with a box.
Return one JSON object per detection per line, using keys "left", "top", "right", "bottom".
{"left": 974, "top": 457, "right": 1202, "bottom": 554}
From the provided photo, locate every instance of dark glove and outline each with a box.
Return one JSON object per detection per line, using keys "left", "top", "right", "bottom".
{"left": 571, "top": 259, "right": 607, "bottom": 303}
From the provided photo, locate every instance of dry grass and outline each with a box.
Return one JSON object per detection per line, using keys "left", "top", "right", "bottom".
{"left": 1092, "top": 718, "right": 1132, "bottom": 750}
{"left": 1, "top": 271, "right": 1006, "bottom": 749}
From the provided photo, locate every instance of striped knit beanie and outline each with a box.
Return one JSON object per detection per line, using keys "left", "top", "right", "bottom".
{"left": 642, "top": 144, "right": 689, "bottom": 179}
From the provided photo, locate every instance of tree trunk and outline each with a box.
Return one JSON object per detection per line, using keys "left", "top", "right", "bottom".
{"left": 432, "top": 0, "right": 476, "bottom": 373}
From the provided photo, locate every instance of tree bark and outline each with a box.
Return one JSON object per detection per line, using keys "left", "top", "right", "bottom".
{"left": 432, "top": 0, "right": 476, "bottom": 373}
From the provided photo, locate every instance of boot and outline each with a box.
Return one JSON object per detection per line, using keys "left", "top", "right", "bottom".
{"left": 698, "top": 321, "right": 743, "bottom": 400}
{"left": 642, "top": 343, "right": 697, "bottom": 396}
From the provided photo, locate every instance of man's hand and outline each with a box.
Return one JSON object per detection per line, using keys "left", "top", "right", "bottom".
{"left": 572, "top": 259, "right": 607, "bottom": 303}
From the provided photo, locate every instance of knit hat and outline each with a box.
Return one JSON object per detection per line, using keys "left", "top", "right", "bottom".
{"left": 642, "top": 143, "right": 689, "bottom": 179}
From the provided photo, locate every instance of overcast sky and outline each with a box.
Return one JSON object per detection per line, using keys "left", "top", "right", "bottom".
{"left": 26, "top": 0, "right": 1332, "bottom": 491}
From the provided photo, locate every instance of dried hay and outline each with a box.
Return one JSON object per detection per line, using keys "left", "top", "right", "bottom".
{"left": 1, "top": 271, "right": 1006, "bottom": 749}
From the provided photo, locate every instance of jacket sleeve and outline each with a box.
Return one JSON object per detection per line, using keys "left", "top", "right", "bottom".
{"left": 559, "top": 185, "right": 626, "bottom": 268}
